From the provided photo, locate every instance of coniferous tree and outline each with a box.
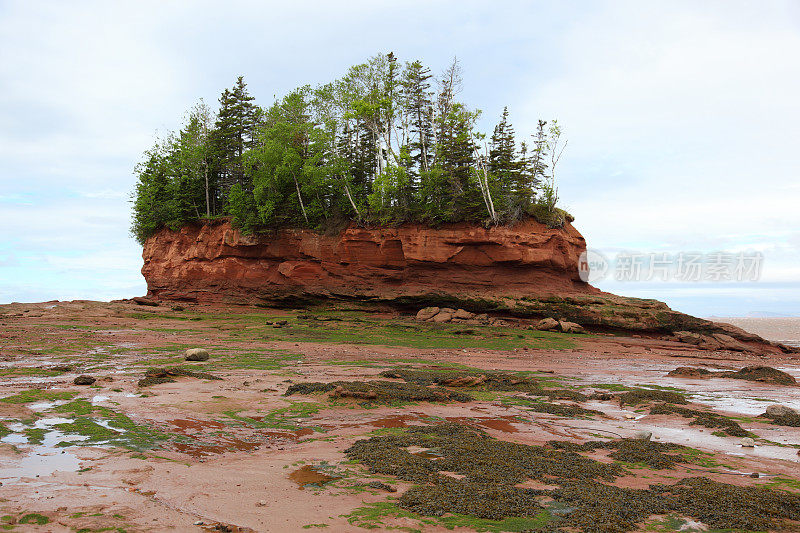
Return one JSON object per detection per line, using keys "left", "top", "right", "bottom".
{"left": 212, "top": 76, "right": 259, "bottom": 199}
{"left": 402, "top": 60, "right": 434, "bottom": 174}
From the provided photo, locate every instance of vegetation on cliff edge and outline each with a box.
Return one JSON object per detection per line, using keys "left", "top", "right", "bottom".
{"left": 131, "top": 52, "right": 570, "bottom": 244}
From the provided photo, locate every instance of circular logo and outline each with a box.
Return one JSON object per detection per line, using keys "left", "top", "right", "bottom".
{"left": 578, "top": 249, "right": 609, "bottom": 283}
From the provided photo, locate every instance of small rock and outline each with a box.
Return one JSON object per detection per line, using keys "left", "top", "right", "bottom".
{"left": 473, "top": 313, "right": 489, "bottom": 323}
{"left": 765, "top": 404, "right": 797, "bottom": 418}
{"left": 194, "top": 521, "right": 204, "bottom": 526}
{"left": 740, "top": 437, "right": 756, "bottom": 448}
{"left": 534, "top": 317, "right": 560, "bottom": 331}
{"left": 623, "top": 414, "right": 636, "bottom": 420}
{"left": 633, "top": 430, "right": 652, "bottom": 441}
{"left": 276, "top": 320, "right": 288, "bottom": 326}
{"left": 185, "top": 348, "right": 210, "bottom": 361}
{"left": 416, "top": 307, "right": 440, "bottom": 321}
{"left": 73, "top": 375, "right": 96, "bottom": 385}
{"left": 256, "top": 500, "right": 267, "bottom": 507}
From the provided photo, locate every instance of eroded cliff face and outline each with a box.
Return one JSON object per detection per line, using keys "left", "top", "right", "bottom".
{"left": 140, "top": 219, "right": 796, "bottom": 353}
{"left": 141, "top": 218, "right": 596, "bottom": 305}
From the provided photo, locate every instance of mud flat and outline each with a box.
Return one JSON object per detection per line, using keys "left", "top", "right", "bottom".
{"left": 0, "top": 300, "right": 798, "bottom": 532}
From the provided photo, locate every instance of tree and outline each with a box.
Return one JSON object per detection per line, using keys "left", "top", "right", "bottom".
{"left": 175, "top": 101, "right": 215, "bottom": 217}
{"left": 212, "top": 76, "right": 259, "bottom": 198}
{"left": 131, "top": 141, "right": 173, "bottom": 243}
{"left": 402, "top": 60, "right": 434, "bottom": 174}
{"left": 131, "top": 53, "right": 569, "bottom": 235}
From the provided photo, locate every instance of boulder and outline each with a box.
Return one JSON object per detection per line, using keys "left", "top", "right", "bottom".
{"left": 534, "top": 317, "right": 560, "bottom": 331}
{"left": 633, "top": 430, "right": 652, "bottom": 441}
{"left": 431, "top": 309, "right": 454, "bottom": 323}
{"left": 559, "top": 320, "right": 585, "bottom": 334}
{"left": 740, "top": 437, "right": 755, "bottom": 448}
{"left": 452, "top": 309, "right": 475, "bottom": 320}
{"left": 73, "top": 375, "right": 96, "bottom": 385}
{"left": 765, "top": 404, "right": 797, "bottom": 418}
{"left": 185, "top": 348, "right": 210, "bottom": 361}
{"left": 132, "top": 296, "right": 159, "bottom": 307}
{"left": 416, "top": 307, "right": 440, "bottom": 321}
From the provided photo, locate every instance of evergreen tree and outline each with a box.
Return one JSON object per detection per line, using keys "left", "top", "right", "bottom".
{"left": 402, "top": 60, "right": 434, "bottom": 174}
{"left": 212, "top": 76, "right": 259, "bottom": 199}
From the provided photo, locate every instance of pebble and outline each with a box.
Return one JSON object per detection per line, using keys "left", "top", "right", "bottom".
{"left": 256, "top": 500, "right": 267, "bottom": 507}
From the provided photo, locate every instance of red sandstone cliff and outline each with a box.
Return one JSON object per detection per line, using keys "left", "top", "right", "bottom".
{"left": 139, "top": 219, "right": 796, "bottom": 353}
{"left": 142, "top": 218, "right": 597, "bottom": 304}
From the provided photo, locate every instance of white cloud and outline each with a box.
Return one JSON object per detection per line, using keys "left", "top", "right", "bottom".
{"left": 0, "top": 1, "right": 798, "bottom": 315}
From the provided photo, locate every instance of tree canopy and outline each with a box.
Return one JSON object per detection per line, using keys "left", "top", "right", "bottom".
{"left": 131, "top": 53, "right": 569, "bottom": 244}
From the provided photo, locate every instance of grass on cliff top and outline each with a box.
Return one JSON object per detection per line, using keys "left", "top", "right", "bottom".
{"left": 158, "top": 308, "right": 579, "bottom": 351}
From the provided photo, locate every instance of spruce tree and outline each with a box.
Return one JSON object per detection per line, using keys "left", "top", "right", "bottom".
{"left": 212, "top": 76, "right": 258, "bottom": 199}
{"left": 402, "top": 60, "right": 434, "bottom": 173}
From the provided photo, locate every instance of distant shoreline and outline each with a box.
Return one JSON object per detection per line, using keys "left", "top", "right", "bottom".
{"left": 711, "top": 316, "right": 800, "bottom": 347}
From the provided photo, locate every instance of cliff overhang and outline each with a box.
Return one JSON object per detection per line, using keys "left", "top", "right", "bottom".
{"left": 140, "top": 219, "right": 792, "bottom": 353}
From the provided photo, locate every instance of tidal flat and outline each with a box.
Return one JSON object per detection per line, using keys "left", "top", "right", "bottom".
{"left": 0, "top": 300, "right": 798, "bottom": 532}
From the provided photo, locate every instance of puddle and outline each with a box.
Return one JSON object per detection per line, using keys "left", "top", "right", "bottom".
{"left": 288, "top": 465, "right": 340, "bottom": 489}
{"left": 639, "top": 424, "right": 800, "bottom": 463}
{"left": 0, "top": 428, "right": 84, "bottom": 483}
{"left": 29, "top": 400, "right": 65, "bottom": 411}
{"left": 369, "top": 414, "right": 419, "bottom": 429}
{"left": 691, "top": 393, "right": 800, "bottom": 416}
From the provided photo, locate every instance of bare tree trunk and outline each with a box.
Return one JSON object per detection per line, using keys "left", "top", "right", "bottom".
{"left": 344, "top": 182, "right": 360, "bottom": 219}
{"left": 473, "top": 145, "right": 497, "bottom": 224}
{"left": 204, "top": 164, "right": 211, "bottom": 218}
{"left": 293, "top": 173, "right": 309, "bottom": 224}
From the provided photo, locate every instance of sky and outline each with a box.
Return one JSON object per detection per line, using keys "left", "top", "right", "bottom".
{"left": 1, "top": 0, "right": 799, "bottom": 317}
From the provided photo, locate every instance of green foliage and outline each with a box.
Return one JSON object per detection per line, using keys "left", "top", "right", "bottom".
{"left": 131, "top": 53, "right": 569, "bottom": 243}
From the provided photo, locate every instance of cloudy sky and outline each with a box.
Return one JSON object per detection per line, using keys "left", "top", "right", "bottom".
{"left": 1, "top": 0, "right": 798, "bottom": 316}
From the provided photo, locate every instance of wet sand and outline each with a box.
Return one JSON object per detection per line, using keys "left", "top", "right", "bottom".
{"left": 0, "top": 301, "right": 797, "bottom": 532}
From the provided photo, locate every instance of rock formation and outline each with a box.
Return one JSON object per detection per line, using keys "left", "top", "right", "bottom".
{"left": 140, "top": 219, "right": 794, "bottom": 353}
{"left": 142, "top": 218, "right": 591, "bottom": 304}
